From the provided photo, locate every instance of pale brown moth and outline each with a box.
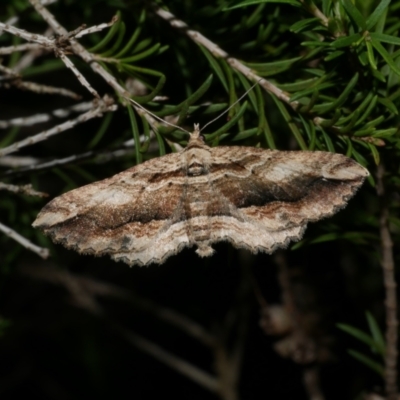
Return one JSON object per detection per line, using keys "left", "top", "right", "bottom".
{"left": 32, "top": 124, "right": 369, "bottom": 266}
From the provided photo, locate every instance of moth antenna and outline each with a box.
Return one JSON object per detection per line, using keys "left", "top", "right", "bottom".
{"left": 200, "top": 79, "right": 261, "bottom": 133}
{"left": 125, "top": 96, "right": 191, "bottom": 135}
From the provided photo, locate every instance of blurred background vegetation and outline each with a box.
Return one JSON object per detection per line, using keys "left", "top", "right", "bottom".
{"left": 0, "top": 0, "right": 399, "bottom": 399}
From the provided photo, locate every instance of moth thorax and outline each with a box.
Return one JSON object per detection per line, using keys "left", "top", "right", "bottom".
{"left": 187, "top": 162, "right": 206, "bottom": 176}
{"left": 185, "top": 147, "right": 211, "bottom": 176}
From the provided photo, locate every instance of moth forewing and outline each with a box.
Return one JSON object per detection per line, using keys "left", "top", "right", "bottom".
{"left": 33, "top": 129, "right": 369, "bottom": 266}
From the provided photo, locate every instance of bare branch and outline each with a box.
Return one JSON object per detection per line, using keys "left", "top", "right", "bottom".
{"left": 298, "top": 0, "right": 329, "bottom": 28}
{"left": 0, "top": 155, "right": 39, "bottom": 168}
{"left": 0, "top": 62, "right": 20, "bottom": 78}
{"left": 0, "top": 18, "right": 99, "bottom": 99}
{"left": 0, "top": 131, "right": 163, "bottom": 178}
{"left": 40, "top": 0, "right": 58, "bottom": 5}
{"left": 0, "top": 17, "right": 18, "bottom": 35}
{"left": 0, "top": 101, "right": 95, "bottom": 129}
{"left": 0, "top": 22, "right": 54, "bottom": 47}
{"left": 303, "top": 367, "right": 326, "bottom": 400}
{"left": 377, "top": 163, "right": 399, "bottom": 400}
{"left": 213, "top": 261, "right": 251, "bottom": 400}
{"left": 22, "top": 265, "right": 220, "bottom": 392}
{"left": 1, "top": 148, "right": 129, "bottom": 177}
{"left": 74, "top": 16, "right": 118, "bottom": 38}
{"left": 27, "top": 0, "right": 173, "bottom": 133}
{"left": 119, "top": 328, "right": 220, "bottom": 393}
{"left": 57, "top": 51, "right": 100, "bottom": 98}
{"left": 154, "top": 6, "right": 298, "bottom": 110}
{"left": 28, "top": 0, "right": 70, "bottom": 34}
{"left": 14, "top": 28, "right": 53, "bottom": 73}
{"left": 0, "top": 42, "right": 43, "bottom": 55}
{"left": 0, "top": 182, "right": 48, "bottom": 197}
{"left": 2, "top": 78, "right": 82, "bottom": 100}
{"left": 133, "top": 299, "right": 216, "bottom": 347}
{"left": 0, "top": 97, "right": 117, "bottom": 157}
{"left": 0, "top": 221, "right": 49, "bottom": 259}
{"left": 363, "top": 394, "right": 400, "bottom": 400}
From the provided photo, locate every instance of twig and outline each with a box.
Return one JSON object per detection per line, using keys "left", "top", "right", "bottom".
{"left": 0, "top": 62, "right": 20, "bottom": 78}
{"left": 0, "top": 97, "right": 117, "bottom": 157}
{"left": 303, "top": 367, "right": 325, "bottom": 400}
{"left": 74, "top": 16, "right": 118, "bottom": 38}
{"left": 0, "top": 19, "right": 101, "bottom": 99}
{"left": 115, "top": 326, "right": 220, "bottom": 392}
{"left": 14, "top": 28, "right": 53, "bottom": 73}
{"left": 28, "top": 0, "right": 162, "bottom": 132}
{"left": 0, "top": 132, "right": 162, "bottom": 178}
{"left": 213, "top": 260, "right": 251, "bottom": 400}
{"left": 57, "top": 51, "right": 100, "bottom": 98}
{"left": 0, "top": 182, "right": 47, "bottom": 197}
{"left": 377, "top": 163, "right": 399, "bottom": 400}
{"left": 363, "top": 393, "right": 400, "bottom": 400}
{"left": 0, "top": 221, "right": 49, "bottom": 259}
{"left": 0, "top": 42, "right": 43, "bottom": 55}
{"left": 273, "top": 251, "right": 327, "bottom": 396}
{"left": 299, "top": 0, "right": 329, "bottom": 28}
{"left": 22, "top": 265, "right": 215, "bottom": 346}
{"left": 134, "top": 299, "right": 215, "bottom": 346}
{"left": 0, "top": 155, "right": 39, "bottom": 168}
{"left": 0, "top": 17, "right": 18, "bottom": 36}
{"left": 21, "top": 265, "right": 221, "bottom": 393}
{"left": 153, "top": 6, "right": 298, "bottom": 110}
{"left": 2, "top": 79, "right": 82, "bottom": 99}
{"left": 0, "top": 101, "right": 94, "bottom": 129}
{"left": 1, "top": 148, "right": 130, "bottom": 177}
{"left": 0, "top": 22, "right": 54, "bottom": 47}
{"left": 40, "top": 0, "right": 58, "bottom": 5}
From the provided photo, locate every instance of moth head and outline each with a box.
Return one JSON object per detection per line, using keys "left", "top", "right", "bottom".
{"left": 187, "top": 123, "right": 206, "bottom": 147}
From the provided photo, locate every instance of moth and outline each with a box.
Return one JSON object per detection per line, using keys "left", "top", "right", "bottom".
{"left": 33, "top": 125, "right": 369, "bottom": 266}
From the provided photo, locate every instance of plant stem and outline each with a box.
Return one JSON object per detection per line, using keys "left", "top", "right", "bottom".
{"left": 377, "top": 163, "right": 399, "bottom": 400}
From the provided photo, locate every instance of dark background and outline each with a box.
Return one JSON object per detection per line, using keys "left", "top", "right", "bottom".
{"left": 0, "top": 1, "right": 397, "bottom": 399}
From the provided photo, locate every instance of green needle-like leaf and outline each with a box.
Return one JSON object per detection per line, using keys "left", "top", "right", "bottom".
{"left": 88, "top": 11, "right": 122, "bottom": 53}
{"left": 370, "top": 32, "right": 400, "bottom": 46}
{"left": 337, "top": 323, "right": 377, "bottom": 348}
{"left": 206, "top": 101, "right": 248, "bottom": 142}
{"left": 342, "top": 0, "right": 366, "bottom": 30}
{"left": 313, "top": 73, "right": 359, "bottom": 114}
{"left": 271, "top": 95, "right": 307, "bottom": 150}
{"left": 119, "top": 43, "right": 161, "bottom": 63}
{"left": 371, "top": 37, "right": 400, "bottom": 77}
{"left": 365, "top": 311, "right": 386, "bottom": 357}
{"left": 331, "top": 32, "right": 362, "bottom": 48}
{"left": 366, "top": 39, "right": 377, "bottom": 70}
{"left": 366, "top": 0, "right": 391, "bottom": 31}
{"left": 155, "top": 75, "right": 214, "bottom": 117}
{"left": 100, "top": 22, "right": 126, "bottom": 57}
{"left": 127, "top": 105, "right": 142, "bottom": 164}
{"left": 347, "top": 350, "right": 384, "bottom": 376}
{"left": 113, "top": 10, "right": 146, "bottom": 58}
{"left": 223, "top": 0, "right": 301, "bottom": 11}
{"left": 199, "top": 46, "right": 228, "bottom": 91}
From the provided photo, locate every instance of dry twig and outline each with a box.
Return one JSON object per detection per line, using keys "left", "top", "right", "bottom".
{"left": 13, "top": 27, "right": 54, "bottom": 73}
{"left": 0, "top": 42, "right": 42, "bottom": 55}
{"left": 0, "top": 97, "right": 117, "bottom": 157}
{"left": 0, "top": 182, "right": 47, "bottom": 197}
{"left": 0, "top": 221, "right": 49, "bottom": 259}
{"left": 0, "top": 101, "right": 94, "bottom": 129}
{"left": 153, "top": 6, "right": 298, "bottom": 110}
{"left": 27, "top": 0, "right": 161, "bottom": 132}
{"left": 21, "top": 266, "right": 246, "bottom": 398}
{"left": 377, "top": 163, "right": 399, "bottom": 400}
{"left": 0, "top": 156, "right": 39, "bottom": 168}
